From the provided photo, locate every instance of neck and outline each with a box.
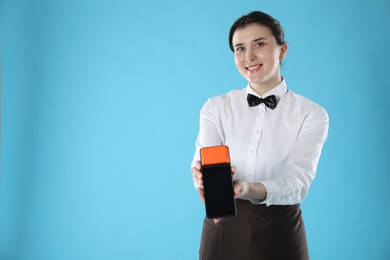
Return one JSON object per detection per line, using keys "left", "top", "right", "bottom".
{"left": 250, "top": 76, "right": 282, "bottom": 96}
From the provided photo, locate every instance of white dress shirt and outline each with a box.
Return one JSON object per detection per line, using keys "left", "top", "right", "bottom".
{"left": 192, "top": 79, "right": 329, "bottom": 206}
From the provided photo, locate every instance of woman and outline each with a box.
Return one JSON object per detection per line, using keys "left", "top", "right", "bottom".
{"left": 191, "top": 11, "right": 329, "bottom": 260}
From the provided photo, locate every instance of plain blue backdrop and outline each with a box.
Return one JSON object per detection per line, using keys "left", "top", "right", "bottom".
{"left": 1, "top": 0, "right": 389, "bottom": 259}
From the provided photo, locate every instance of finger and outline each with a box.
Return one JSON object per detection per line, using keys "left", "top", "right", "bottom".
{"left": 234, "top": 187, "right": 241, "bottom": 197}
{"left": 231, "top": 166, "right": 236, "bottom": 175}
{"left": 191, "top": 167, "right": 201, "bottom": 175}
{"left": 193, "top": 178, "right": 203, "bottom": 188}
{"left": 213, "top": 218, "right": 222, "bottom": 224}
{"left": 233, "top": 185, "right": 240, "bottom": 197}
{"left": 191, "top": 169, "right": 200, "bottom": 181}
{"left": 197, "top": 187, "right": 205, "bottom": 203}
{"left": 198, "top": 186, "right": 204, "bottom": 194}
{"left": 194, "top": 160, "right": 201, "bottom": 170}
{"left": 233, "top": 181, "right": 242, "bottom": 197}
{"left": 192, "top": 171, "right": 203, "bottom": 185}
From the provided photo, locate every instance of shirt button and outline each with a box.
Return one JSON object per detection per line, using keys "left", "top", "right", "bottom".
{"left": 251, "top": 150, "right": 255, "bottom": 154}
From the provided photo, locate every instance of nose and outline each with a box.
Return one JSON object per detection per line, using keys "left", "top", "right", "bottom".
{"left": 245, "top": 48, "right": 256, "bottom": 62}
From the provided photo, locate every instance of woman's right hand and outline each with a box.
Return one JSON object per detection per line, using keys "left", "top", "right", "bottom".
{"left": 192, "top": 161, "right": 220, "bottom": 223}
{"left": 191, "top": 161, "right": 205, "bottom": 203}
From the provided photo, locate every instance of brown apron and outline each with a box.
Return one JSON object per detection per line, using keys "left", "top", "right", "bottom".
{"left": 199, "top": 199, "right": 309, "bottom": 260}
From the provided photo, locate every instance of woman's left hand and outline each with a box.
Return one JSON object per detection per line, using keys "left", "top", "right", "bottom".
{"left": 233, "top": 179, "right": 251, "bottom": 199}
{"left": 234, "top": 179, "right": 267, "bottom": 201}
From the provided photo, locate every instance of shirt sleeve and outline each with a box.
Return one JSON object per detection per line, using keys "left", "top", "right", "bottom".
{"left": 256, "top": 107, "right": 329, "bottom": 206}
{"left": 191, "top": 99, "right": 224, "bottom": 188}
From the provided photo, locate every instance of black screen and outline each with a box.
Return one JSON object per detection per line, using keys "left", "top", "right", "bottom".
{"left": 202, "top": 164, "right": 236, "bottom": 218}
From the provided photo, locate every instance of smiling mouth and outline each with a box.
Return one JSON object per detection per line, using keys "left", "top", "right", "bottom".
{"left": 246, "top": 64, "right": 262, "bottom": 73}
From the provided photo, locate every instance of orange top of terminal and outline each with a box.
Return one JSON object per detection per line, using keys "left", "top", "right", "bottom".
{"left": 200, "top": 145, "right": 230, "bottom": 166}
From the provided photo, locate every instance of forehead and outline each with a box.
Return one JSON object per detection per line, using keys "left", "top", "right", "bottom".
{"left": 232, "top": 23, "right": 274, "bottom": 44}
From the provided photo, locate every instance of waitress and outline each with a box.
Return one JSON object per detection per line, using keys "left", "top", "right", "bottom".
{"left": 191, "top": 11, "right": 329, "bottom": 260}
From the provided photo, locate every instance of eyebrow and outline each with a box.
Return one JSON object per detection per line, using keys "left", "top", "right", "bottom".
{"left": 233, "top": 37, "right": 268, "bottom": 48}
{"left": 253, "top": 37, "right": 267, "bottom": 42}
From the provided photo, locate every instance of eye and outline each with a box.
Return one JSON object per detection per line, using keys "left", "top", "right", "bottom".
{"left": 235, "top": 46, "right": 245, "bottom": 53}
{"left": 255, "top": 42, "right": 265, "bottom": 47}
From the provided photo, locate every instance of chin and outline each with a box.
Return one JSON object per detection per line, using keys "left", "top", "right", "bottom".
{"left": 249, "top": 78, "right": 265, "bottom": 85}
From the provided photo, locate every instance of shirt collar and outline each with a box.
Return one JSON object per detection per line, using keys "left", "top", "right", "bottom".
{"left": 245, "top": 79, "right": 288, "bottom": 100}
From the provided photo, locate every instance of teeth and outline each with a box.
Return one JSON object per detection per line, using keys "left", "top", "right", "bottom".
{"left": 247, "top": 65, "right": 260, "bottom": 71}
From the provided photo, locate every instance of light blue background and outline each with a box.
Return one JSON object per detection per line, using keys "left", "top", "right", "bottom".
{"left": 1, "top": 0, "right": 389, "bottom": 259}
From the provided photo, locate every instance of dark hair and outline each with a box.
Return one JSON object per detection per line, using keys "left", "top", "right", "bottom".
{"left": 229, "top": 11, "right": 286, "bottom": 52}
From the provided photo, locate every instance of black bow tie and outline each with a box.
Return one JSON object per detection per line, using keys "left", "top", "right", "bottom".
{"left": 247, "top": 94, "right": 277, "bottom": 109}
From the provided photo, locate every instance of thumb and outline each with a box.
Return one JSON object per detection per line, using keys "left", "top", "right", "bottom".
{"left": 195, "top": 161, "right": 201, "bottom": 171}
{"left": 233, "top": 179, "right": 243, "bottom": 197}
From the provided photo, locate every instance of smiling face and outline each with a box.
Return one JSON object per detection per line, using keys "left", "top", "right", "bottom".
{"left": 232, "top": 23, "right": 288, "bottom": 95}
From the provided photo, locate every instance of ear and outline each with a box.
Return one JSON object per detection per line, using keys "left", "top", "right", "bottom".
{"left": 279, "top": 43, "right": 288, "bottom": 61}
